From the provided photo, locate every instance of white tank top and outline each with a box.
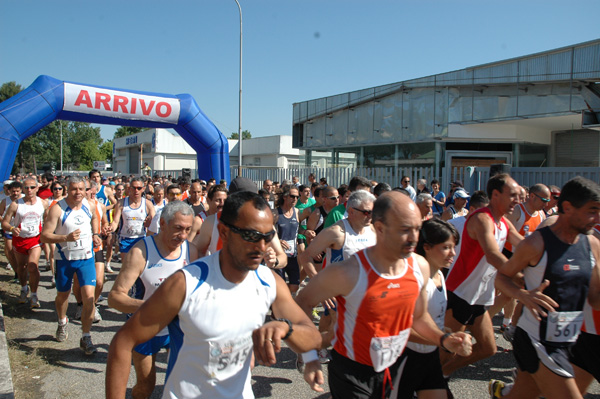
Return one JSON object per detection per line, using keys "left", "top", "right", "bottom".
{"left": 406, "top": 270, "right": 447, "bottom": 353}
{"left": 325, "top": 219, "right": 377, "bottom": 265}
{"left": 130, "top": 236, "right": 190, "bottom": 336}
{"left": 120, "top": 197, "right": 147, "bottom": 238}
{"left": 2, "top": 195, "right": 23, "bottom": 225}
{"left": 165, "top": 253, "right": 276, "bottom": 399}
{"left": 54, "top": 198, "right": 94, "bottom": 261}
{"left": 14, "top": 197, "right": 45, "bottom": 238}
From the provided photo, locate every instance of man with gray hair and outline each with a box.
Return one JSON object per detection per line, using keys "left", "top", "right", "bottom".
{"left": 298, "top": 190, "right": 377, "bottom": 364}
{"left": 108, "top": 201, "right": 199, "bottom": 398}
{"left": 416, "top": 193, "right": 433, "bottom": 221}
{"left": 41, "top": 176, "right": 102, "bottom": 354}
{"left": 2, "top": 176, "right": 48, "bottom": 307}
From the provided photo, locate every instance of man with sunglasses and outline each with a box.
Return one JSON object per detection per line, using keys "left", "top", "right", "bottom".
{"left": 323, "top": 176, "right": 372, "bottom": 229}
{"left": 109, "top": 201, "right": 198, "bottom": 398}
{"left": 401, "top": 175, "right": 416, "bottom": 201}
{"left": 2, "top": 177, "right": 48, "bottom": 308}
{"left": 504, "top": 183, "right": 550, "bottom": 256}
{"left": 299, "top": 190, "right": 377, "bottom": 365}
{"left": 109, "top": 177, "right": 155, "bottom": 264}
{"left": 545, "top": 185, "right": 561, "bottom": 217}
{"left": 107, "top": 191, "right": 322, "bottom": 398}
{"left": 193, "top": 177, "right": 286, "bottom": 270}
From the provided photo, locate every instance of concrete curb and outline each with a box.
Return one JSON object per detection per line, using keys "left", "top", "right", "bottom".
{"left": 0, "top": 302, "right": 15, "bottom": 399}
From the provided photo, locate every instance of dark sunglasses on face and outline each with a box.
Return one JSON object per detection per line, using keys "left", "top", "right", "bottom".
{"left": 403, "top": 180, "right": 410, "bottom": 184}
{"left": 23, "top": 186, "right": 37, "bottom": 190}
{"left": 352, "top": 207, "right": 372, "bottom": 216}
{"left": 132, "top": 186, "right": 144, "bottom": 191}
{"left": 328, "top": 196, "right": 339, "bottom": 200}
{"left": 532, "top": 192, "right": 550, "bottom": 203}
{"left": 53, "top": 187, "right": 63, "bottom": 191}
{"left": 221, "top": 221, "right": 276, "bottom": 243}
{"left": 289, "top": 195, "right": 299, "bottom": 199}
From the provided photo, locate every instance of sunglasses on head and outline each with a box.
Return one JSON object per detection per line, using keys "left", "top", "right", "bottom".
{"left": 221, "top": 221, "right": 276, "bottom": 243}
{"left": 352, "top": 207, "right": 372, "bottom": 216}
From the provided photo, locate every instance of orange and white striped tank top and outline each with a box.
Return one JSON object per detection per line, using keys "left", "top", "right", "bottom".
{"left": 333, "top": 249, "right": 423, "bottom": 369}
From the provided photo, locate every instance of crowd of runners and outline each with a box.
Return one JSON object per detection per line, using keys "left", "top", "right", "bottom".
{"left": 1, "top": 169, "right": 599, "bottom": 399}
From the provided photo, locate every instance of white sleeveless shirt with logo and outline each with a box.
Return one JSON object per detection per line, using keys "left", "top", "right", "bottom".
{"left": 165, "top": 252, "right": 276, "bottom": 398}
{"left": 54, "top": 198, "right": 94, "bottom": 261}
{"left": 129, "top": 236, "right": 190, "bottom": 337}
{"left": 14, "top": 197, "right": 45, "bottom": 238}
{"left": 120, "top": 197, "right": 148, "bottom": 239}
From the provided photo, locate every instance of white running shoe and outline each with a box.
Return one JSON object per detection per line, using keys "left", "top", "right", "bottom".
{"left": 93, "top": 307, "right": 102, "bottom": 323}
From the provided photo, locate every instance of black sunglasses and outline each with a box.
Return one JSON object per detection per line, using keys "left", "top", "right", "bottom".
{"left": 23, "top": 185, "right": 37, "bottom": 190}
{"left": 327, "top": 196, "right": 339, "bottom": 200}
{"left": 221, "top": 221, "right": 276, "bottom": 243}
{"left": 352, "top": 207, "right": 372, "bottom": 216}
{"left": 289, "top": 195, "right": 299, "bottom": 199}
{"left": 52, "top": 187, "right": 64, "bottom": 190}
{"left": 132, "top": 186, "right": 144, "bottom": 191}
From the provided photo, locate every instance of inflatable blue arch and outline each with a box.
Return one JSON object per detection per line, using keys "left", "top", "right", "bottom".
{"left": 0, "top": 75, "right": 230, "bottom": 182}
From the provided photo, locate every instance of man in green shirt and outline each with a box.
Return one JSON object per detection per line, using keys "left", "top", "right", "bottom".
{"left": 323, "top": 176, "right": 372, "bottom": 229}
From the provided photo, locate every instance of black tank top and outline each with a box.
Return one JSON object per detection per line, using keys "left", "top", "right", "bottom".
{"left": 538, "top": 226, "right": 593, "bottom": 345}
{"left": 314, "top": 206, "right": 329, "bottom": 236}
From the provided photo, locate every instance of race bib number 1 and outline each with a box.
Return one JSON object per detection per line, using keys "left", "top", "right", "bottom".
{"left": 545, "top": 311, "right": 584, "bottom": 343}
{"left": 369, "top": 329, "right": 410, "bottom": 372}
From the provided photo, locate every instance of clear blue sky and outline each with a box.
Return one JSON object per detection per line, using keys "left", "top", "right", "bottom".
{"left": 1, "top": 0, "right": 599, "bottom": 142}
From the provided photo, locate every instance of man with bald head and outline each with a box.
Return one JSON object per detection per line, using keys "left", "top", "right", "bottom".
{"left": 296, "top": 191, "right": 472, "bottom": 397}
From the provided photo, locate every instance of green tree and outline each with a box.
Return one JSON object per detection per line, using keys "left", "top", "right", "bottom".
{"left": 0, "top": 81, "right": 22, "bottom": 102}
{"left": 99, "top": 140, "right": 113, "bottom": 162}
{"left": 229, "top": 130, "right": 252, "bottom": 140}
{"left": 114, "top": 126, "right": 144, "bottom": 138}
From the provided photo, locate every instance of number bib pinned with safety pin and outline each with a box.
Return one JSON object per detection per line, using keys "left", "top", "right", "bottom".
{"left": 208, "top": 336, "right": 254, "bottom": 379}
{"left": 369, "top": 328, "right": 410, "bottom": 372}
{"left": 545, "top": 311, "right": 584, "bottom": 344}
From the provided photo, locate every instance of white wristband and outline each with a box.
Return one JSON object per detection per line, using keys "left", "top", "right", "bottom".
{"left": 301, "top": 350, "right": 319, "bottom": 363}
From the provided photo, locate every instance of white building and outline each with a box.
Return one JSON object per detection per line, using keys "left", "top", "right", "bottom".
{"left": 112, "top": 128, "right": 302, "bottom": 176}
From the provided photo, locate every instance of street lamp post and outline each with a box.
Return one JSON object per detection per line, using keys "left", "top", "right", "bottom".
{"left": 233, "top": 0, "right": 243, "bottom": 178}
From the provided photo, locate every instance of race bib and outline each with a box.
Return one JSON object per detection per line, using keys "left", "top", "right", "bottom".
{"left": 284, "top": 239, "right": 297, "bottom": 257}
{"left": 22, "top": 217, "right": 40, "bottom": 236}
{"left": 126, "top": 218, "right": 144, "bottom": 236}
{"left": 208, "top": 336, "right": 253, "bottom": 379}
{"left": 369, "top": 328, "right": 410, "bottom": 372}
{"left": 67, "top": 232, "right": 92, "bottom": 252}
{"left": 545, "top": 311, "right": 584, "bottom": 343}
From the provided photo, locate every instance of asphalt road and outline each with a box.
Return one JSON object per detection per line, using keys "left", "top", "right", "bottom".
{"left": 1, "top": 258, "right": 600, "bottom": 399}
